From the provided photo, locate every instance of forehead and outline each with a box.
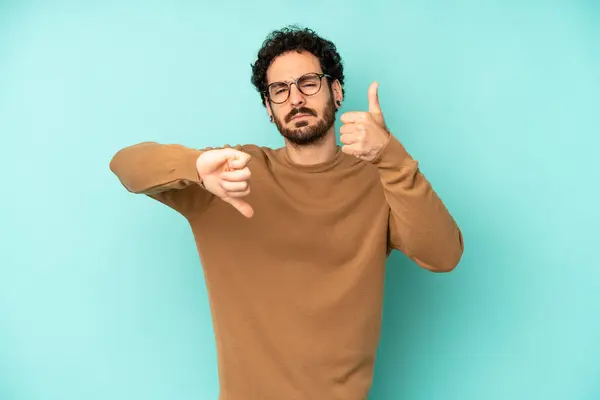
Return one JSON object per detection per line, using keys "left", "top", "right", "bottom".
{"left": 266, "top": 51, "right": 323, "bottom": 83}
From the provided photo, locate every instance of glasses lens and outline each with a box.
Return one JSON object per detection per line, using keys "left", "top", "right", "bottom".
{"left": 268, "top": 83, "right": 289, "bottom": 103}
{"left": 298, "top": 74, "right": 321, "bottom": 95}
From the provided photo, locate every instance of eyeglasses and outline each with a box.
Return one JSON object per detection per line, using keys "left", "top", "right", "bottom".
{"left": 265, "top": 72, "right": 332, "bottom": 104}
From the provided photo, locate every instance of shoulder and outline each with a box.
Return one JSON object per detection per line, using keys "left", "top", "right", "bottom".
{"left": 239, "top": 144, "right": 273, "bottom": 156}
{"left": 238, "top": 144, "right": 281, "bottom": 166}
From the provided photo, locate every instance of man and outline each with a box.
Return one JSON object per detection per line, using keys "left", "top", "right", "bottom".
{"left": 110, "top": 26, "right": 464, "bottom": 400}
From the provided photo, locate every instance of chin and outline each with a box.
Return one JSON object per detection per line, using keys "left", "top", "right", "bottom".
{"left": 282, "top": 127, "right": 329, "bottom": 146}
{"left": 275, "top": 110, "right": 334, "bottom": 146}
{"left": 291, "top": 120, "right": 311, "bottom": 128}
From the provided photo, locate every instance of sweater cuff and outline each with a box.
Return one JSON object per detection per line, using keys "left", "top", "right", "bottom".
{"left": 370, "top": 133, "right": 413, "bottom": 170}
{"left": 181, "top": 149, "right": 204, "bottom": 184}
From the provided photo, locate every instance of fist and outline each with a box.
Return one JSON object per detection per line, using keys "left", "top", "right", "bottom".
{"left": 340, "top": 81, "right": 390, "bottom": 162}
{"left": 196, "top": 148, "right": 253, "bottom": 218}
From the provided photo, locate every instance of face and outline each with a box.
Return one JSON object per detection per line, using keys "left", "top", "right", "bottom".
{"left": 265, "top": 51, "right": 343, "bottom": 146}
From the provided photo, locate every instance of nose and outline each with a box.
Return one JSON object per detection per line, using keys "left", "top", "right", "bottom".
{"left": 288, "top": 84, "right": 306, "bottom": 108}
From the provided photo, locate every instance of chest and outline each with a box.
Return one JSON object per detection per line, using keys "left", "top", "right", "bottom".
{"left": 220, "top": 166, "right": 389, "bottom": 262}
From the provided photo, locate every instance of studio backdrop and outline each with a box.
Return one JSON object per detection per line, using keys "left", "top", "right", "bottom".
{"left": 1, "top": 1, "right": 598, "bottom": 399}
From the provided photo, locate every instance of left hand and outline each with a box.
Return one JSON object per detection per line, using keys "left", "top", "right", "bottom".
{"left": 339, "top": 82, "right": 391, "bottom": 162}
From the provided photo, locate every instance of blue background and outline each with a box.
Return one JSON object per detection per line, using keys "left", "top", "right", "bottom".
{"left": 1, "top": 1, "right": 599, "bottom": 399}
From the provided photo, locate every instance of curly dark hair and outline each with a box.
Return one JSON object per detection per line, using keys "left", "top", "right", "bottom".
{"left": 250, "top": 25, "right": 345, "bottom": 107}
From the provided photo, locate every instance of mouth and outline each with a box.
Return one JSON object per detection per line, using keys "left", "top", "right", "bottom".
{"left": 291, "top": 114, "right": 312, "bottom": 120}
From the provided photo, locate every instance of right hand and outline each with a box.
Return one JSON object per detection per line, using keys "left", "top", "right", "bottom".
{"left": 196, "top": 148, "right": 253, "bottom": 218}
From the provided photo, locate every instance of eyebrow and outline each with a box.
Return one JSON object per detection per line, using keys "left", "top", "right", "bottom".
{"left": 267, "top": 73, "right": 317, "bottom": 86}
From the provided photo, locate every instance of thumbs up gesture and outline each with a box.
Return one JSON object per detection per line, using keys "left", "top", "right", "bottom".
{"left": 339, "top": 82, "right": 391, "bottom": 162}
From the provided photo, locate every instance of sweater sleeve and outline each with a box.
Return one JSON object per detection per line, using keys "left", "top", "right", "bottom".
{"left": 109, "top": 141, "right": 214, "bottom": 216}
{"left": 371, "top": 134, "right": 464, "bottom": 272}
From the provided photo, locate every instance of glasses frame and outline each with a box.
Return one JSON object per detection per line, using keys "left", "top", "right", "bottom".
{"left": 265, "top": 72, "right": 332, "bottom": 104}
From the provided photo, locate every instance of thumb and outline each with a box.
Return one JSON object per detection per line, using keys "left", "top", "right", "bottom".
{"left": 223, "top": 197, "right": 254, "bottom": 218}
{"left": 368, "top": 81, "right": 382, "bottom": 114}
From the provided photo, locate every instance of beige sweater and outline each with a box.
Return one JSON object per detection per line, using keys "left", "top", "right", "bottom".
{"left": 109, "top": 134, "right": 464, "bottom": 400}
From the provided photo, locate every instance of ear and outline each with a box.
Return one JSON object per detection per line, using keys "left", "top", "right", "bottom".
{"left": 331, "top": 80, "right": 344, "bottom": 108}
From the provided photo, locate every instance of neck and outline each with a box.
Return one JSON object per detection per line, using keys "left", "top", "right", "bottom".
{"left": 284, "top": 128, "right": 338, "bottom": 166}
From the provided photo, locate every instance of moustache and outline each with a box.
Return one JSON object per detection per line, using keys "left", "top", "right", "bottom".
{"left": 285, "top": 107, "right": 317, "bottom": 123}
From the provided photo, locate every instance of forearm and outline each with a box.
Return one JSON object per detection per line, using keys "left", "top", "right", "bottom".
{"left": 109, "top": 142, "right": 203, "bottom": 194}
{"left": 373, "top": 135, "right": 464, "bottom": 272}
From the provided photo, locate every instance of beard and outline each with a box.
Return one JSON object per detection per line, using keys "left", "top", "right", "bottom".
{"left": 273, "top": 96, "right": 336, "bottom": 147}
